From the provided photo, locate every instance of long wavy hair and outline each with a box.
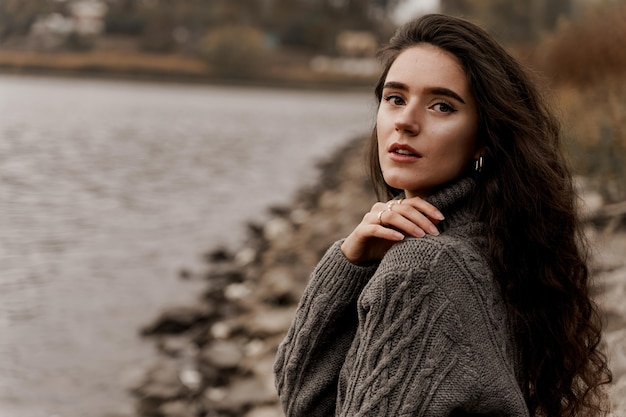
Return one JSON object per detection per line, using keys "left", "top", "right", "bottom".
{"left": 367, "top": 14, "right": 612, "bottom": 416}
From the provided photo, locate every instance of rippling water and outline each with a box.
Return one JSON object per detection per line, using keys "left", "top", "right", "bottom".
{"left": 0, "top": 75, "right": 373, "bottom": 417}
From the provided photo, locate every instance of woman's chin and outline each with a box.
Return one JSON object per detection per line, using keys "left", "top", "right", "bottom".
{"left": 383, "top": 179, "right": 415, "bottom": 196}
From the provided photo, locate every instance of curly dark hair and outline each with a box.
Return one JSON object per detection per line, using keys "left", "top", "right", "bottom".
{"left": 367, "top": 14, "right": 612, "bottom": 417}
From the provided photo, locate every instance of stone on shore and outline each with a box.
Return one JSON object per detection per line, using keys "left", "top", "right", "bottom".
{"left": 140, "top": 304, "right": 213, "bottom": 336}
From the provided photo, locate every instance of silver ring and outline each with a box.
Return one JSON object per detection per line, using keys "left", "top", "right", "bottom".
{"left": 397, "top": 198, "right": 404, "bottom": 205}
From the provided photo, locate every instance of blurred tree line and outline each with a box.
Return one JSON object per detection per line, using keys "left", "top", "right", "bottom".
{"left": 0, "top": 0, "right": 581, "bottom": 54}
{"left": 0, "top": 0, "right": 402, "bottom": 53}
{"left": 0, "top": 0, "right": 584, "bottom": 74}
{"left": 0, "top": 0, "right": 408, "bottom": 77}
{"left": 441, "top": 0, "right": 572, "bottom": 45}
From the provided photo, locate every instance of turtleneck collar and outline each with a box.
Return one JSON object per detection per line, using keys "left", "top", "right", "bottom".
{"left": 426, "top": 177, "right": 475, "bottom": 212}
{"left": 425, "top": 177, "right": 479, "bottom": 234}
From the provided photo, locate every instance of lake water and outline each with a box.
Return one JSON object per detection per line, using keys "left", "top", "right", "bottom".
{"left": 0, "top": 75, "right": 373, "bottom": 417}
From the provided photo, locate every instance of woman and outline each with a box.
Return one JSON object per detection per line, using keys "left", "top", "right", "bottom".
{"left": 274, "top": 14, "right": 611, "bottom": 417}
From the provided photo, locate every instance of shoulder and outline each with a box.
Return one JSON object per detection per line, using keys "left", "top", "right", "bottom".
{"left": 366, "top": 237, "right": 524, "bottom": 402}
{"left": 358, "top": 238, "right": 526, "bottom": 411}
{"left": 364, "top": 234, "right": 506, "bottom": 356}
{"left": 379, "top": 234, "right": 490, "bottom": 285}
{"left": 374, "top": 235, "right": 500, "bottom": 332}
{"left": 358, "top": 235, "right": 487, "bottom": 338}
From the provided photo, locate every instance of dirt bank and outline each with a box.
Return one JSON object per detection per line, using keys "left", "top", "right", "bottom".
{"left": 0, "top": 50, "right": 374, "bottom": 91}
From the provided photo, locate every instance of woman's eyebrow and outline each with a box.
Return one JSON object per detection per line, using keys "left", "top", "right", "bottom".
{"left": 382, "top": 81, "right": 408, "bottom": 91}
{"left": 383, "top": 81, "right": 466, "bottom": 104}
{"left": 427, "top": 87, "right": 466, "bottom": 104}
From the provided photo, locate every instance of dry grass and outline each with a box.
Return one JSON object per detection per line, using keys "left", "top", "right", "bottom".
{"left": 529, "top": 1, "right": 626, "bottom": 202}
{"left": 532, "top": 1, "right": 626, "bottom": 86}
{"left": 0, "top": 49, "right": 209, "bottom": 77}
{"left": 557, "top": 79, "right": 626, "bottom": 202}
{"left": 0, "top": 48, "right": 374, "bottom": 89}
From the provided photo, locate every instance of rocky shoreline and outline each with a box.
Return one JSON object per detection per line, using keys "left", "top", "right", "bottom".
{"left": 127, "top": 137, "right": 626, "bottom": 417}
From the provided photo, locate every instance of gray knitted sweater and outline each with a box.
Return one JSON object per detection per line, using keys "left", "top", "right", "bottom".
{"left": 274, "top": 178, "right": 530, "bottom": 417}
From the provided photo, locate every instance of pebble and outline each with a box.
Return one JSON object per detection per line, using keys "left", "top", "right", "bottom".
{"left": 263, "top": 217, "right": 292, "bottom": 242}
{"left": 210, "top": 321, "right": 232, "bottom": 340}
{"left": 200, "top": 340, "right": 244, "bottom": 370}
{"left": 235, "top": 247, "right": 258, "bottom": 267}
{"left": 243, "top": 307, "right": 296, "bottom": 337}
{"left": 244, "top": 405, "right": 284, "bottom": 417}
{"left": 224, "top": 282, "right": 252, "bottom": 300}
{"left": 178, "top": 366, "right": 203, "bottom": 391}
{"left": 133, "top": 362, "right": 189, "bottom": 401}
{"left": 141, "top": 305, "right": 211, "bottom": 336}
{"left": 208, "top": 376, "right": 276, "bottom": 409}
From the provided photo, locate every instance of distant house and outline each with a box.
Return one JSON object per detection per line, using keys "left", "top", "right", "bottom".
{"left": 27, "top": 0, "right": 108, "bottom": 50}
{"left": 310, "top": 30, "right": 380, "bottom": 78}
{"left": 336, "top": 31, "right": 377, "bottom": 58}
{"left": 30, "top": 13, "right": 74, "bottom": 38}
{"left": 69, "top": 0, "right": 108, "bottom": 36}
{"left": 30, "top": 0, "right": 108, "bottom": 38}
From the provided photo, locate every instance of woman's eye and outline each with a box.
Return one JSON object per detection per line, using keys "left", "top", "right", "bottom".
{"left": 433, "top": 102, "right": 457, "bottom": 113}
{"left": 384, "top": 95, "right": 405, "bottom": 106}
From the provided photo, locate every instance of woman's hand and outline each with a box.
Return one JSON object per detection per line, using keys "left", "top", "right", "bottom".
{"left": 340, "top": 197, "right": 444, "bottom": 265}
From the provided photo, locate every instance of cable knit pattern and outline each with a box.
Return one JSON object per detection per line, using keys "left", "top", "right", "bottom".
{"left": 274, "top": 178, "right": 529, "bottom": 417}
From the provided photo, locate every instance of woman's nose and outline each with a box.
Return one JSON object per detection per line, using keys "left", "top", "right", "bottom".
{"left": 394, "top": 106, "right": 420, "bottom": 136}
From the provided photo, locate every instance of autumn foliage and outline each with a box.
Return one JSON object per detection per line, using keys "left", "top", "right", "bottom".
{"left": 530, "top": 1, "right": 626, "bottom": 202}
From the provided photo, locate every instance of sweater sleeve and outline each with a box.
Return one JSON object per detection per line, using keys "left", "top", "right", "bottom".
{"left": 274, "top": 240, "right": 378, "bottom": 417}
{"left": 337, "top": 239, "right": 529, "bottom": 417}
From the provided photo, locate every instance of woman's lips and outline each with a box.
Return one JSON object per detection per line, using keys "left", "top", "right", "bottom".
{"left": 388, "top": 143, "right": 420, "bottom": 162}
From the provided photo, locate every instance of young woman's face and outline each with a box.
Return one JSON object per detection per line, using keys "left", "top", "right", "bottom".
{"left": 377, "top": 44, "right": 480, "bottom": 198}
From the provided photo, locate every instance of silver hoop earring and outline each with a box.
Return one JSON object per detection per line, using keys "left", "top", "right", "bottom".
{"left": 474, "top": 156, "right": 484, "bottom": 173}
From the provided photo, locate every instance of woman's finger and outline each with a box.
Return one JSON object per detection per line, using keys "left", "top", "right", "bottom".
{"left": 377, "top": 208, "right": 429, "bottom": 237}
{"left": 340, "top": 220, "right": 404, "bottom": 264}
{"left": 400, "top": 197, "right": 445, "bottom": 222}
{"left": 363, "top": 196, "right": 444, "bottom": 239}
{"left": 364, "top": 223, "right": 406, "bottom": 241}
{"left": 388, "top": 204, "right": 440, "bottom": 236}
